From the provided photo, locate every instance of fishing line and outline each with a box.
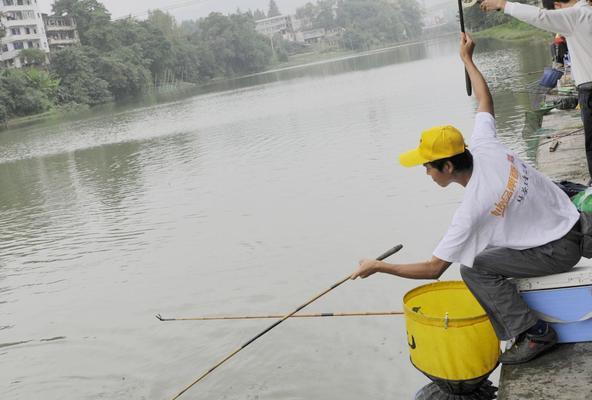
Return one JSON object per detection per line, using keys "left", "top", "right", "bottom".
{"left": 156, "top": 311, "right": 404, "bottom": 321}
{"left": 516, "top": 126, "right": 584, "bottom": 157}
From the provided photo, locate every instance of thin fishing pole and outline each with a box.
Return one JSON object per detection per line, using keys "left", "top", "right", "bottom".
{"left": 169, "top": 244, "right": 403, "bottom": 400}
{"left": 156, "top": 311, "right": 404, "bottom": 321}
{"left": 517, "top": 126, "right": 584, "bottom": 157}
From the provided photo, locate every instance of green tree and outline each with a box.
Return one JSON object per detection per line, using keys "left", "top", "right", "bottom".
{"left": 23, "top": 68, "right": 60, "bottom": 97}
{"left": 268, "top": 0, "right": 281, "bottom": 17}
{"left": 272, "top": 33, "right": 289, "bottom": 62}
{"left": 50, "top": 46, "right": 112, "bottom": 105}
{"left": 396, "top": 0, "right": 423, "bottom": 39}
{"left": 3, "top": 3, "right": 283, "bottom": 120}
{"left": 295, "top": 3, "right": 316, "bottom": 29}
{"left": 253, "top": 9, "right": 266, "bottom": 20}
{"left": 314, "top": 0, "right": 337, "bottom": 30}
{"left": 19, "top": 48, "right": 47, "bottom": 67}
{"left": 147, "top": 9, "right": 179, "bottom": 40}
{"left": 0, "top": 69, "right": 52, "bottom": 118}
{"left": 336, "top": 0, "right": 405, "bottom": 46}
{"left": 84, "top": 16, "right": 175, "bottom": 84}
{"left": 94, "top": 51, "right": 152, "bottom": 99}
{"left": 170, "top": 40, "right": 202, "bottom": 83}
{"left": 0, "top": 11, "right": 6, "bottom": 41}
{"left": 295, "top": 0, "right": 423, "bottom": 48}
{"left": 52, "top": 0, "right": 111, "bottom": 44}
{"left": 193, "top": 12, "right": 272, "bottom": 76}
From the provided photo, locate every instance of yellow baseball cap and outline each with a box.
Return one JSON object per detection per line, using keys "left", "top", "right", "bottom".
{"left": 399, "top": 125, "right": 466, "bottom": 167}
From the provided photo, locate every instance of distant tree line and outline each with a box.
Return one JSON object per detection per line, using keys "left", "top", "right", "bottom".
{"left": 1, "top": 0, "right": 274, "bottom": 124}
{"left": 295, "top": 0, "right": 423, "bottom": 50}
{"left": 0, "top": 0, "right": 424, "bottom": 124}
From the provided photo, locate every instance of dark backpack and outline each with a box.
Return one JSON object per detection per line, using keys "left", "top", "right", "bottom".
{"left": 578, "top": 212, "right": 592, "bottom": 258}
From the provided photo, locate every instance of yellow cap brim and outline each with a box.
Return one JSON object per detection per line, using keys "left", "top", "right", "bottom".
{"left": 399, "top": 148, "right": 429, "bottom": 167}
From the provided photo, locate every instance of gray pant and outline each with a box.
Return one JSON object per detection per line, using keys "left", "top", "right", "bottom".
{"left": 460, "top": 221, "right": 581, "bottom": 341}
{"left": 578, "top": 82, "right": 592, "bottom": 179}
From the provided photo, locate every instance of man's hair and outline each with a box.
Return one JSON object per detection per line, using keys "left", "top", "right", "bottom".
{"left": 428, "top": 150, "right": 473, "bottom": 172}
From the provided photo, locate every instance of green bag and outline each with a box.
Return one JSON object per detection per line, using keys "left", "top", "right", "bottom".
{"left": 572, "top": 188, "right": 592, "bottom": 213}
{"left": 571, "top": 189, "right": 592, "bottom": 258}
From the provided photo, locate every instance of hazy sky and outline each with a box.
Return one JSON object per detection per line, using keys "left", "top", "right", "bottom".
{"left": 36, "top": 0, "right": 311, "bottom": 21}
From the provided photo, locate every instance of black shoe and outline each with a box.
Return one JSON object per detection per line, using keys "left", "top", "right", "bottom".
{"left": 500, "top": 325, "right": 557, "bottom": 365}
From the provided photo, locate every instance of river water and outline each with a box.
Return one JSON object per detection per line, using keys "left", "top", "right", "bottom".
{"left": 0, "top": 35, "right": 550, "bottom": 400}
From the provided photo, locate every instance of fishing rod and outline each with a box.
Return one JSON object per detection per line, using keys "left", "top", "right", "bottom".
{"left": 458, "top": 0, "right": 472, "bottom": 96}
{"left": 516, "top": 126, "right": 584, "bottom": 157}
{"left": 169, "top": 243, "right": 403, "bottom": 400}
{"left": 156, "top": 311, "right": 404, "bottom": 321}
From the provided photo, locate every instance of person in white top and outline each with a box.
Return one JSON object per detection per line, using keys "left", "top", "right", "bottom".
{"left": 480, "top": 0, "right": 592, "bottom": 183}
{"left": 351, "top": 33, "right": 583, "bottom": 365}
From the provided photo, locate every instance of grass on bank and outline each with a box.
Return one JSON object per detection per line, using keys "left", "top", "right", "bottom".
{"left": 474, "top": 20, "right": 553, "bottom": 41}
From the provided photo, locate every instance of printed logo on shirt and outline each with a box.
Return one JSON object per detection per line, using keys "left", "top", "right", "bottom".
{"left": 490, "top": 154, "right": 530, "bottom": 217}
{"left": 491, "top": 164, "right": 519, "bottom": 217}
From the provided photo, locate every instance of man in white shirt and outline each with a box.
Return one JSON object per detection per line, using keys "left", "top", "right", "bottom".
{"left": 351, "top": 33, "right": 583, "bottom": 364}
{"left": 480, "top": 0, "right": 592, "bottom": 183}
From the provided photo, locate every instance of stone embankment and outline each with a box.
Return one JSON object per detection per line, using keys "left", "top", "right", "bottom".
{"left": 498, "top": 103, "right": 592, "bottom": 399}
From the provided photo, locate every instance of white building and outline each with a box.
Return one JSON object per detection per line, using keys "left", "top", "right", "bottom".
{"left": 255, "top": 15, "right": 296, "bottom": 41}
{"left": 0, "top": 0, "right": 49, "bottom": 68}
{"left": 43, "top": 14, "right": 80, "bottom": 51}
{"left": 295, "top": 28, "right": 325, "bottom": 44}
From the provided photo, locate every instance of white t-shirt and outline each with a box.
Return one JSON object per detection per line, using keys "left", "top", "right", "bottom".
{"left": 433, "top": 112, "right": 580, "bottom": 267}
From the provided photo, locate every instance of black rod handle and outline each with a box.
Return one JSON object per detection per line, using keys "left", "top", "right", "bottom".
{"left": 458, "top": 0, "right": 473, "bottom": 97}
{"left": 465, "top": 69, "right": 473, "bottom": 96}
{"left": 376, "top": 244, "right": 403, "bottom": 261}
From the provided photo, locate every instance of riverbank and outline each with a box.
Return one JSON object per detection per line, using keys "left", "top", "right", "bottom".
{"left": 2, "top": 104, "right": 90, "bottom": 131}
{"left": 473, "top": 20, "right": 552, "bottom": 42}
{"left": 1, "top": 30, "right": 539, "bottom": 132}
{"left": 1, "top": 83, "right": 203, "bottom": 132}
{"left": 534, "top": 107, "right": 587, "bottom": 183}
{"left": 1, "top": 37, "right": 448, "bottom": 131}
{"left": 497, "top": 89, "right": 592, "bottom": 400}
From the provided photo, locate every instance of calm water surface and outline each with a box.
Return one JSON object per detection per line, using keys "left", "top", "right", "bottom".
{"left": 0, "top": 36, "right": 550, "bottom": 399}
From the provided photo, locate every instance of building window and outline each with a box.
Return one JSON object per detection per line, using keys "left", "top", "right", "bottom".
{"left": 11, "top": 28, "right": 20, "bottom": 35}
{"left": 2, "top": 44, "right": 9, "bottom": 52}
{"left": 13, "top": 41, "right": 24, "bottom": 50}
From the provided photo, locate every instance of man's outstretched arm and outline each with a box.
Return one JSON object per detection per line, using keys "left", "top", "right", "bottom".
{"left": 351, "top": 256, "right": 452, "bottom": 281}
{"left": 481, "top": 0, "right": 578, "bottom": 36}
{"left": 460, "top": 33, "right": 494, "bottom": 116}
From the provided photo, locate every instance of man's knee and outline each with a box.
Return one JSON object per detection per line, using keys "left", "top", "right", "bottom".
{"left": 460, "top": 265, "right": 473, "bottom": 280}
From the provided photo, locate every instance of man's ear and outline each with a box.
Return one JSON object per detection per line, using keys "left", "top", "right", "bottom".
{"left": 444, "top": 160, "right": 455, "bottom": 174}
